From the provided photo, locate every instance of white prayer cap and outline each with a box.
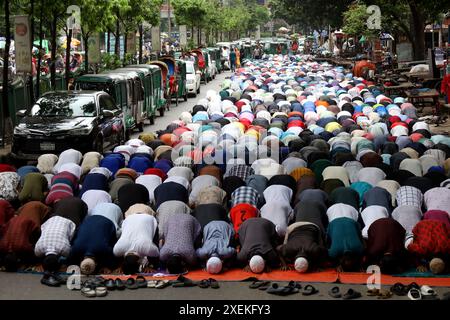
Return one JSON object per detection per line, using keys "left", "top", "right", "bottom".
{"left": 294, "top": 257, "right": 309, "bottom": 273}
{"left": 206, "top": 257, "right": 223, "bottom": 274}
{"left": 249, "top": 255, "right": 265, "bottom": 274}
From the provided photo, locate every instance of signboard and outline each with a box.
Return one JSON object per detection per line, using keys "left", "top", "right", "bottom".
{"left": 126, "top": 32, "right": 136, "bottom": 54}
{"left": 396, "top": 42, "right": 413, "bottom": 62}
{"left": 14, "top": 15, "right": 32, "bottom": 73}
{"left": 87, "top": 34, "right": 101, "bottom": 64}
{"left": 179, "top": 25, "right": 187, "bottom": 47}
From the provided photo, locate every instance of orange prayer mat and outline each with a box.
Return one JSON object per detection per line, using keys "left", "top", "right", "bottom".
{"left": 100, "top": 269, "right": 450, "bottom": 287}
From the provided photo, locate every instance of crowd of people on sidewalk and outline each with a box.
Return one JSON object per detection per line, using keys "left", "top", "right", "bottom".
{"left": 0, "top": 54, "right": 449, "bottom": 285}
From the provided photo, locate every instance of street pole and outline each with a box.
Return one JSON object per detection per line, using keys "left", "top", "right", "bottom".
{"left": 168, "top": 0, "right": 171, "bottom": 41}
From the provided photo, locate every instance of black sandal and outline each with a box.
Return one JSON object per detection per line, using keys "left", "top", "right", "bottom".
{"left": 209, "top": 278, "right": 220, "bottom": 289}
{"left": 172, "top": 275, "right": 197, "bottom": 287}
{"left": 125, "top": 277, "right": 138, "bottom": 289}
{"left": 249, "top": 280, "right": 269, "bottom": 289}
{"left": 302, "top": 284, "right": 319, "bottom": 296}
{"left": 390, "top": 282, "right": 407, "bottom": 296}
{"left": 342, "top": 288, "right": 362, "bottom": 300}
{"left": 198, "top": 279, "right": 210, "bottom": 289}
{"left": 114, "top": 278, "right": 125, "bottom": 290}
{"left": 136, "top": 276, "right": 148, "bottom": 289}
{"left": 329, "top": 286, "right": 342, "bottom": 298}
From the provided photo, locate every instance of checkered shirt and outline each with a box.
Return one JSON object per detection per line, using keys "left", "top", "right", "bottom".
{"left": 396, "top": 186, "right": 423, "bottom": 209}
{"left": 225, "top": 165, "right": 255, "bottom": 181}
{"left": 231, "top": 186, "right": 259, "bottom": 208}
{"left": 34, "top": 216, "right": 76, "bottom": 258}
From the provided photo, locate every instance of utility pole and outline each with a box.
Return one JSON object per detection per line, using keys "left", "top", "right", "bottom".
{"left": 168, "top": 0, "right": 171, "bottom": 41}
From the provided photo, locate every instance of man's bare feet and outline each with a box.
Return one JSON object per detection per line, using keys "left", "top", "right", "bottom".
{"left": 416, "top": 265, "right": 428, "bottom": 273}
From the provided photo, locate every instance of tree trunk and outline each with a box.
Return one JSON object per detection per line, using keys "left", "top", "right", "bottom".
{"left": 50, "top": 13, "right": 57, "bottom": 89}
{"left": 409, "top": 2, "right": 426, "bottom": 60}
{"left": 107, "top": 29, "right": 111, "bottom": 53}
{"left": 84, "top": 33, "right": 89, "bottom": 74}
{"left": 123, "top": 32, "right": 128, "bottom": 63}
{"left": 36, "top": 0, "right": 43, "bottom": 98}
{"left": 197, "top": 27, "right": 201, "bottom": 46}
{"left": 2, "top": 0, "right": 11, "bottom": 145}
{"left": 139, "top": 24, "right": 143, "bottom": 64}
{"left": 29, "top": 0, "right": 35, "bottom": 105}
{"left": 115, "top": 19, "right": 120, "bottom": 56}
{"left": 65, "top": 29, "right": 72, "bottom": 89}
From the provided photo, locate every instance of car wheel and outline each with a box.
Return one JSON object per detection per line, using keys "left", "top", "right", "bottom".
{"left": 149, "top": 114, "right": 155, "bottom": 125}
{"left": 159, "top": 107, "right": 165, "bottom": 117}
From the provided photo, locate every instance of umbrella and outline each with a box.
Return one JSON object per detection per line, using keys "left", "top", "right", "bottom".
{"left": 61, "top": 38, "right": 81, "bottom": 49}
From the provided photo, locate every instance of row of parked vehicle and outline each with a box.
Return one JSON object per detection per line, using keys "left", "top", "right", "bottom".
{"left": 11, "top": 47, "right": 225, "bottom": 160}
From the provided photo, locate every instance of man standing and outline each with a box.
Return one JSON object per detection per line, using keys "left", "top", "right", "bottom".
{"left": 229, "top": 47, "right": 237, "bottom": 72}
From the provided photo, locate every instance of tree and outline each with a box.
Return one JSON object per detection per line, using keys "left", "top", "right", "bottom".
{"left": 77, "top": 0, "right": 114, "bottom": 72}
{"left": 172, "top": 0, "right": 208, "bottom": 44}
{"left": 245, "top": 0, "right": 271, "bottom": 33}
{"left": 362, "top": 0, "right": 450, "bottom": 60}
{"left": 342, "top": 3, "right": 377, "bottom": 38}
{"left": 2, "top": 0, "right": 11, "bottom": 144}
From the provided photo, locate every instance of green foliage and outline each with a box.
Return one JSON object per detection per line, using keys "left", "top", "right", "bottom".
{"left": 342, "top": 3, "right": 376, "bottom": 38}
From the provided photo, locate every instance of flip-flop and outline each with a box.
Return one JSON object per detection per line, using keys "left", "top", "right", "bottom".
{"left": 258, "top": 282, "right": 272, "bottom": 291}
{"left": 105, "top": 278, "right": 116, "bottom": 291}
{"left": 249, "top": 280, "right": 268, "bottom": 289}
{"left": 406, "top": 282, "right": 420, "bottom": 292}
{"left": 267, "top": 283, "right": 299, "bottom": 296}
{"left": 114, "top": 278, "right": 125, "bottom": 290}
{"left": 209, "top": 278, "right": 220, "bottom": 289}
{"left": 287, "top": 281, "right": 302, "bottom": 289}
{"left": 420, "top": 285, "right": 436, "bottom": 296}
{"left": 198, "top": 279, "right": 210, "bottom": 289}
{"left": 95, "top": 286, "right": 108, "bottom": 297}
{"left": 81, "top": 286, "right": 96, "bottom": 298}
{"left": 342, "top": 289, "right": 362, "bottom": 300}
{"left": 136, "top": 276, "right": 148, "bottom": 289}
{"left": 125, "top": 278, "right": 138, "bottom": 290}
{"left": 367, "top": 288, "right": 380, "bottom": 296}
{"left": 302, "top": 285, "right": 319, "bottom": 296}
{"left": 155, "top": 280, "right": 170, "bottom": 289}
{"left": 172, "top": 275, "right": 197, "bottom": 287}
{"left": 329, "top": 286, "right": 342, "bottom": 298}
{"left": 377, "top": 289, "right": 393, "bottom": 299}
{"left": 408, "top": 288, "right": 422, "bottom": 300}
{"left": 390, "top": 282, "right": 407, "bottom": 296}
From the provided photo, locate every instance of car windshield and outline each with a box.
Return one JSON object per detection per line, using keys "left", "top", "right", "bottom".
{"left": 186, "top": 63, "right": 195, "bottom": 74}
{"left": 31, "top": 94, "right": 96, "bottom": 117}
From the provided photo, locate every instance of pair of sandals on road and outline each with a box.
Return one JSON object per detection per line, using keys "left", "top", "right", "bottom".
{"left": 249, "top": 280, "right": 318, "bottom": 296}
{"left": 169, "top": 275, "right": 220, "bottom": 289}
{"left": 391, "top": 282, "right": 443, "bottom": 300}
{"left": 329, "top": 287, "right": 362, "bottom": 299}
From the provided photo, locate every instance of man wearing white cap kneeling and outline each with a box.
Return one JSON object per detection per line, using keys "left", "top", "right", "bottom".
{"left": 277, "top": 222, "right": 328, "bottom": 273}
{"left": 236, "top": 218, "right": 280, "bottom": 273}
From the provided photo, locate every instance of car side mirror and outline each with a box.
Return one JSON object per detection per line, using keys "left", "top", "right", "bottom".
{"left": 16, "top": 109, "right": 27, "bottom": 118}
{"left": 103, "top": 110, "right": 114, "bottom": 118}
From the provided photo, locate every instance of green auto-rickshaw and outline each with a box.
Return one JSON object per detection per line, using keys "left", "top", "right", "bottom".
{"left": 74, "top": 73, "right": 135, "bottom": 138}
{"left": 176, "top": 59, "right": 188, "bottom": 102}
{"left": 103, "top": 70, "right": 145, "bottom": 132}
{"left": 114, "top": 67, "right": 153, "bottom": 125}
{"left": 149, "top": 60, "right": 170, "bottom": 114}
